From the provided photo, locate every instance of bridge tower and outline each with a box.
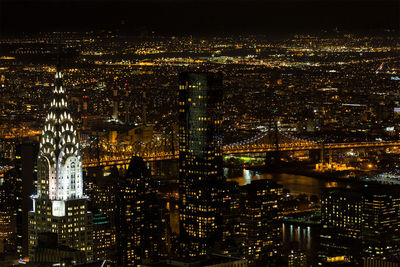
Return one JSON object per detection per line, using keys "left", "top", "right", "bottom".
{"left": 265, "top": 120, "right": 281, "bottom": 168}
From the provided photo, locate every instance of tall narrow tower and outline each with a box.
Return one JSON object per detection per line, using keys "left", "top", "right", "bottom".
{"left": 178, "top": 72, "right": 224, "bottom": 257}
{"left": 28, "top": 62, "right": 93, "bottom": 262}
{"left": 116, "top": 157, "right": 166, "bottom": 266}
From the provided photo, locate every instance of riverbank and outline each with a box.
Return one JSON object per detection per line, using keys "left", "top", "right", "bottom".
{"left": 245, "top": 161, "right": 381, "bottom": 186}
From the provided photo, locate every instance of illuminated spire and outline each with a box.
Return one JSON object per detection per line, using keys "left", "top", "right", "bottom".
{"left": 37, "top": 58, "right": 83, "bottom": 200}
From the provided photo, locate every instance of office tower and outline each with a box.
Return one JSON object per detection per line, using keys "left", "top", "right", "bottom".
{"left": 28, "top": 64, "right": 93, "bottom": 263}
{"left": 93, "top": 212, "right": 115, "bottom": 263}
{"left": 85, "top": 166, "right": 118, "bottom": 263}
{"left": 319, "top": 185, "right": 400, "bottom": 265}
{"left": 0, "top": 169, "right": 17, "bottom": 256}
{"left": 85, "top": 166, "right": 117, "bottom": 224}
{"left": 239, "top": 179, "right": 283, "bottom": 265}
{"left": 362, "top": 186, "right": 400, "bottom": 260}
{"left": 217, "top": 181, "right": 242, "bottom": 257}
{"left": 319, "top": 188, "right": 363, "bottom": 265}
{"left": 15, "top": 143, "right": 38, "bottom": 258}
{"left": 0, "top": 143, "right": 37, "bottom": 259}
{"left": 178, "top": 72, "right": 224, "bottom": 257}
{"left": 116, "top": 156, "right": 166, "bottom": 266}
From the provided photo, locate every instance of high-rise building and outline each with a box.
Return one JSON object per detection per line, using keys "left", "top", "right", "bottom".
{"left": 362, "top": 186, "right": 400, "bottom": 260}
{"left": 178, "top": 72, "right": 224, "bottom": 257}
{"left": 92, "top": 212, "right": 115, "bottom": 263}
{"left": 319, "top": 185, "right": 400, "bottom": 265}
{"left": 15, "top": 142, "right": 38, "bottom": 258}
{"left": 85, "top": 166, "right": 117, "bottom": 225}
{"left": 116, "top": 156, "right": 166, "bottom": 266}
{"left": 86, "top": 167, "right": 117, "bottom": 264}
{"left": 28, "top": 63, "right": 93, "bottom": 263}
{"left": 0, "top": 142, "right": 38, "bottom": 259}
{"left": 319, "top": 188, "right": 362, "bottom": 265}
{"left": 239, "top": 179, "right": 283, "bottom": 265}
{"left": 219, "top": 181, "right": 242, "bottom": 257}
{"left": 0, "top": 169, "right": 17, "bottom": 256}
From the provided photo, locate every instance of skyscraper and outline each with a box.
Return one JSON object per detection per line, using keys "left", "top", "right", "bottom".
{"left": 28, "top": 63, "right": 93, "bottom": 262}
{"left": 178, "top": 72, "right": 224, "bottom": 257}
{"left": 319, "top": 188, "right": 362, "bottom": 265}
{"left": 15, "top": 142, "right": 38, "bottom": 258}
{"left": 92, "top": 212, "right": 114, "bottom": 263}
{"left": 116, "top": 156, "right": 166, "bottom": 266}
{"left": 319, "top": 185, "right": 400, "bottom": 265}
{"left": 0, "top": 142, "right": 38, "bottom": 259}
{"left": 362, "top": 186, "right": 400, "bottom": 260}
{"left": 84, "top": 166, "right": 118, "bottom": 263}
{"left": 239, "top": 179, "right": 283, "bottom": 265}
{"left": 0, "top": 169, "right": 17, "bottom": 256}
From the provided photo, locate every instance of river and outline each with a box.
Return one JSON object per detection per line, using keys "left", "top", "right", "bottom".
{"left": 168, "top": 167, "right": 343, "bottom": 264}
{"left": 225, "top": 167, "right": 347, "bottom": 265}
{"left": 225, "top": 168, "right": 347, "bottom": 196}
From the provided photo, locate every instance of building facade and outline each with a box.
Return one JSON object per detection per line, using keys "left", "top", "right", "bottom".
{"left": 15, "top": 143, "right": 38, "bottom": 258}
{"left": 362, "top": 187, "right": 400, "bottom": 260}
{"left": 116, "top": 156, "right": 166, "bottom": 266}
{"left": 0, "top": 169, "right": 17, "bottom": 256}
{"left": 319, "top": 185, "right": 400, "bottom": 265}
{"left": 85, "top": 166, "right": 117, "bottom": 263}
{"left": 178, "top": 72, "right": 224, "bottom": 257}
{"left": 320, "top": 188, "right": 362, "bottom": 265}
{"left": 239, "top": 179, "right": 283, "bottom": 265}
{"left": 92, "top": 212, "right": 114, "bottom": 263}
{"left": 28, "top": 64, "right": 93, "bottom": 262}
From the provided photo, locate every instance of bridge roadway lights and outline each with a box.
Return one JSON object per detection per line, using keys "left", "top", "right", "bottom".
{"left": 82, "top": 141, "right": 400, "bottom": 167}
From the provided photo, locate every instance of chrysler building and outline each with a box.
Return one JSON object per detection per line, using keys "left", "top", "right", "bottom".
{"left": 28, "top": 61, "right": 93, "bottom": 262}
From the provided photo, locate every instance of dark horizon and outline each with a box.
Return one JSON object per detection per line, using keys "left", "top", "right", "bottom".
{"left": 1, "top": 0, "right": 399, "bottom": 37}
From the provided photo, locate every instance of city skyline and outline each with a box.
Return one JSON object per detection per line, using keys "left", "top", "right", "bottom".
{"left": 0, "top": 0, "right": 399, "bottom": 266}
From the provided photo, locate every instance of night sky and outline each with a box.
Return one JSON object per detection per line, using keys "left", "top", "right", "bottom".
{"left": 1, "top": 0, "right": 399, "bottom": 36}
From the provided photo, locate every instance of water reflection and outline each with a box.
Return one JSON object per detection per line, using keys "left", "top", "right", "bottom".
{"left": 225, "top": 168, "right": 346, "bottom": 196}
{"left": 243, "top": 169, "right": 252, "bottom": 183}
{"left": 283, "top": 223, "right": 320, "bottom": 264}
{"left": 225, "top": 168, "right": 332, "bottom": 264}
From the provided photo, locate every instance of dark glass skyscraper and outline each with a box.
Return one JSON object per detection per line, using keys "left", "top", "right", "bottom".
{"left": 178, "top": 72, "right": 224, "bottom": 257}
{"left": 116, "top": 156, "right": 166, "bottom": 266}
{"left": 15, "top": 143, "right": 38, "bottom": 258}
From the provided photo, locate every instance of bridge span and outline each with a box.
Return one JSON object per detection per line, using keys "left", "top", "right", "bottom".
{"left": 82, "top": 140, "right": 400, "bottom": 168}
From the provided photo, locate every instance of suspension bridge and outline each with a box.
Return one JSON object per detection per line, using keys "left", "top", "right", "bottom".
{"left": 81, "top": 130, "right": 400, "bottom": 168}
